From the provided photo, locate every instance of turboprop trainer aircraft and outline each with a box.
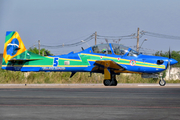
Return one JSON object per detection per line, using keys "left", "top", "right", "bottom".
{"left": 1, "top": 31, "right": 178, "bottom": 86}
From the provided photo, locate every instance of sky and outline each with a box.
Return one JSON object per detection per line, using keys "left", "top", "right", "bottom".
{"left": 1, "top": 0, "right": 180, "bottom": 55}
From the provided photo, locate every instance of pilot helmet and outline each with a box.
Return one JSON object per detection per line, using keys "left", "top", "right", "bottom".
{"left": 102, "top": 49, "right": 106, "bottom": 53}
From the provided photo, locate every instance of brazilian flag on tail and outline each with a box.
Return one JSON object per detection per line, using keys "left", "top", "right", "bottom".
{"left": 2, "top": 31, "right": 27, "bottom": 65}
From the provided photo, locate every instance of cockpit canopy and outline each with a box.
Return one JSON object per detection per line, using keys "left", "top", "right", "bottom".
{"left": 91, "top": 43, "right": 139, "bottom": 57}
{"left": 91, "top": 44, "right": 112, "bottom": 54}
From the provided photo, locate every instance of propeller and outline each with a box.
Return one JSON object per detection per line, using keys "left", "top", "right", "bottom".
{"left": 168, "top": 47, "right": 171, "bottom": 80}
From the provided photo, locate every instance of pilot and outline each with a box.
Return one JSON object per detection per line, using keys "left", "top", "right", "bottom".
{"left": 120, "top": 49, "right": 125, "bottom": 55}
{"left": 102, "top": 49, "right": 106, "bottom": 53}
{"left": 114, "top": 48, "right": 120, "bottom": 55}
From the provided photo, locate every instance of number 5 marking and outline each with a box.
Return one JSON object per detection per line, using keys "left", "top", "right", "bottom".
{"left": 53, "top": 58, "right": 59, "bottom": 67}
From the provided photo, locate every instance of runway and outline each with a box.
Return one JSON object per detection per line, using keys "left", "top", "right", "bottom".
{"left": 0, "top": 86, "right": 180, "bottom": 120}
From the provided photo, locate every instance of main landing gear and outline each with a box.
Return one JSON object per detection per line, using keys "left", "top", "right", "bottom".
{"left": 102, "top": 63, "right": 118, "bottom": 86}
{"left": 103, "top": 74, "right": 118, "bottom": 86}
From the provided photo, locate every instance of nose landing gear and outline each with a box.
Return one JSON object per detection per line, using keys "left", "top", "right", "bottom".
{"left": 159, "top": 76, "right": 166, "bottom": 86}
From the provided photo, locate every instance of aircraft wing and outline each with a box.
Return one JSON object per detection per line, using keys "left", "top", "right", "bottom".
{"left": 92, "top": 60, "right": 126, "bottom": 73}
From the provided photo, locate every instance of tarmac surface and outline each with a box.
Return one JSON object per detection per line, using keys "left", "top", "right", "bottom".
{"left": 0, "top": 84, "right": 180, "bottom": 120}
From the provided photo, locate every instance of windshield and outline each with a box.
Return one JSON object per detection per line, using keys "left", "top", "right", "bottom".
{"left": 128, "top": 49, "right": 139, "bottom": 57}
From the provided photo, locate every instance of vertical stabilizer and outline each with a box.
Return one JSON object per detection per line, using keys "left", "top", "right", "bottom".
{"left": 2, "top": 31, "right": 27, "bottom": 65}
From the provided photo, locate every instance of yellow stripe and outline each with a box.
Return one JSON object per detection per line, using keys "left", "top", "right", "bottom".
{"left": 88, "top": 59, "right": 96, "bottom": 61}
{"left": 2, "top": 65, "right": 88, "bottom": 67}
{"left": 81, "top": 53, "right": 130, "bottom": 62}
{"left": 116, "top": 62, "right": 165, "bottom": 69}
{"left": 136, "top": 64, "right": 165, "bottom": 69}
{"left": 58, "top": 65, "right": 88, "bottom": 67}
{"left": 82, "top": 53, "right": 165, "bottom": 69}
{"left": 136, "top": 61, "right": 160, "bottom": 66}
{"left": 46, "top": 57, "right": 54, "bottom": 59}
{"left": 23, "top": 65, "right": 52, "bottom": 67}
{"left": 5, "top": 65, "right": 53, "bottom": 67}
{"left": 58, "top": 58, "right": 81, "bottom": 61}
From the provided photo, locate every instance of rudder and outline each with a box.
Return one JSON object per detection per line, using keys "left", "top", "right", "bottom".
{"left": 2, "top": 31, "right": 27, "bottom": 65}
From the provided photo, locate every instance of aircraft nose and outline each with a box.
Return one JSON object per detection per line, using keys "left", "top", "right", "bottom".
{"left": 170, "top": 58, "right": 178, "bottom": 65}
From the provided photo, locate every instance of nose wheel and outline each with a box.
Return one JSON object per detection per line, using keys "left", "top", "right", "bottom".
{"left": 159, "top": 78, "right": 166, "bottom": 86}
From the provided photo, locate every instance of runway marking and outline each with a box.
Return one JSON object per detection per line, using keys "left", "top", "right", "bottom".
{"left": 1, "top": 104, "right": 180, "bottom": 109}
{"left": 138, "top": 84, "right": 180, "bottom": 86}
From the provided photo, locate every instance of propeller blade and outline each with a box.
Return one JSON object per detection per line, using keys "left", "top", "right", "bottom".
{"left": 169, "top": 47, "right": 171, "bottom": 59}
{"left": 168, "top": 47, "right": 171, "bottom": 80}
{"left": 168, "top": 63, "right": 170, "bottom": 80}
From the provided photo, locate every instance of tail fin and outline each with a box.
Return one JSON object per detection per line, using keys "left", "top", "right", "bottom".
{"left": 2, "top": 31, "right": 27, "bottom": 65}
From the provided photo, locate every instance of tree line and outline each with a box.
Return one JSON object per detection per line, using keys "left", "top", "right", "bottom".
{"left": 28, "top": 47, "right": 53, "bottom": 56}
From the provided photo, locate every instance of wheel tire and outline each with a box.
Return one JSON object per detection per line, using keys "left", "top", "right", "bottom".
{"left": 103, "top": 80, "right": 111, "bottom": 86}
{"left": 112, "top": 80, "right": 118, "bottom": 86}
{"left": 159, "top": 79, "right": 166, "bottom": 86}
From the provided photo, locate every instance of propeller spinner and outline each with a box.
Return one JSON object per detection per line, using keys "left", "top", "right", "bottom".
{"left": 168, "top": 48, "right": 178, "bottom": 80}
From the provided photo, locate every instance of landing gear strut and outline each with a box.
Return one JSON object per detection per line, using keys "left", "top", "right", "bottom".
{"left": 103, "top": 63, "right": 118, "bottom": 86}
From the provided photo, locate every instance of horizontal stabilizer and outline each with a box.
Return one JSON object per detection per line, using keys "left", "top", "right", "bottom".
{"left": 8, "top": 58, "right": 43, "bottom": 62}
